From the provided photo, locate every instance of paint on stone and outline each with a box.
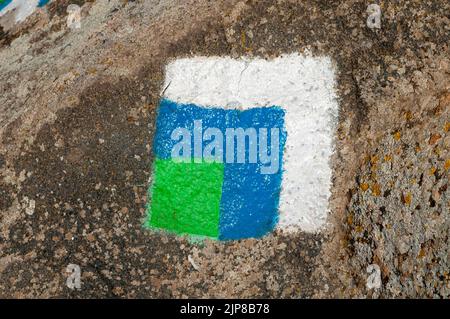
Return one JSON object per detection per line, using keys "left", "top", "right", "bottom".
{"left": 146, "top": 53, "right": 338, "bottom": 239}
{"left": 0, "top": 0, "right": 51, "bottom": 22}
{"left": 147, "top": 99, "right": 286, "bottom": 239}
{"left": 147, "top": 158, "right": 224, "bottom": 238}
{"left": 0, "top": 0, "right": 13, "bottom": 12}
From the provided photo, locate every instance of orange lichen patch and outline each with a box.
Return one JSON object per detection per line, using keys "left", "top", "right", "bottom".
{"left": 404, "top": 111, "right": 413, "bottom": 121}
{"left": 371, "top": 183, "right": 381, "bottom": 196}
{"left": 429, "top": 167, "right": 437, "bottom": 175}
{"left": 393, "top": 131, "right": 401, "bottom": 141}
{"left": 428, "top": 133, "right": 441, "bottom": 145}
{"left": 445, "top": 122, "right": 450, "bottom": 133}
{"left": 402, "top": 193, "right": 412, "bottom": 206}
{"left": 347, "top": 214, "right": 353, "bottom": 226}
{"left": 354, "top": 225, "right": 363, "bottom": 233}
{"left": 360, "top": 183, "right": 369, "bottom": 191}
{"left": 384, "top": 154, "right": 392, "bottom": 162}
{"left": 418, "top": 248, "right": 426, "bottom": 258}
{"left": 445, "top": 159, "right": 450, "bottom": 171}
{"left": 370, "top": 155, "right": 379, "bottom": 165}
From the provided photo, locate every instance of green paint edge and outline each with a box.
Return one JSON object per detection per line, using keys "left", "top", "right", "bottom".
{"left": 144, "top": 158, "right": 224, "bottom": 239}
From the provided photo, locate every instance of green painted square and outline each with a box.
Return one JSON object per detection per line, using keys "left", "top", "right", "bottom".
{"left": 146, "top": 158, "right": 224, "bottom": 238}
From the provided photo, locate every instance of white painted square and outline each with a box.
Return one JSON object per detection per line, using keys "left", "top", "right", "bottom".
{"left": 163, "top": 53, "right": 338, "bottom": 232}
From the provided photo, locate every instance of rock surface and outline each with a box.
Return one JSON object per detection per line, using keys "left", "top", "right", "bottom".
{"left": 0, "top": 0, "right": 449, "bottom": 298}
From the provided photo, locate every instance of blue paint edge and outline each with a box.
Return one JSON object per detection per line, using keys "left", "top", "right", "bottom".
{"left": 0, "top": 0, "right": 50, "bottom": 12}
{"left": 152, "top": 98, "right": 287, "bottom": 240}
{"left": 0, "top": 0, "right": 13, "bottom": 12}
{"left": 38, "top": 0, "right": 51, "bottom": 7}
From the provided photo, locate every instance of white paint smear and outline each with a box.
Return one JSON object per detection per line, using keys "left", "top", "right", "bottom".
{"left": 0, "top": 0, "right": 40, "bottom": 22}
{"left": 163, "top": 53, "right": 339, "bottom": 233}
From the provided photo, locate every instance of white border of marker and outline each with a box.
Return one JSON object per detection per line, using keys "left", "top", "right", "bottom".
{"left": 162, "top": 53, "right": 338, "bottom": 233}
{"left": 0, "top": 0, "right": 42, "bottom": 22}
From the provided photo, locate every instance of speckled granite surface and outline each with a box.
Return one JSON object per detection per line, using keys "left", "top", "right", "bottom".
{"left": 0, "top": 0, "right": 448, "bottom": 298}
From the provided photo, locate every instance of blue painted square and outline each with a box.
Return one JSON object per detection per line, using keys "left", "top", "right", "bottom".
{"left": 152, "top": 99, "right": 287, "bottom": 240}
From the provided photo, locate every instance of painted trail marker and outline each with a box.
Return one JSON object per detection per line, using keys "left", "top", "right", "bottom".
{"left": 146, "top": 53, "right": 338, "bottom": 240}
{"left": 0, "top": 0, "right": 50, "bottom": 23}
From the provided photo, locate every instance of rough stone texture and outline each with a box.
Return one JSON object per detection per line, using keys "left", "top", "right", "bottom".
{"left": 320, "top": 65, "right": 450, "bottom": 298}
{"left": 0, "top": 0, "right": 449, "bottom": 298}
